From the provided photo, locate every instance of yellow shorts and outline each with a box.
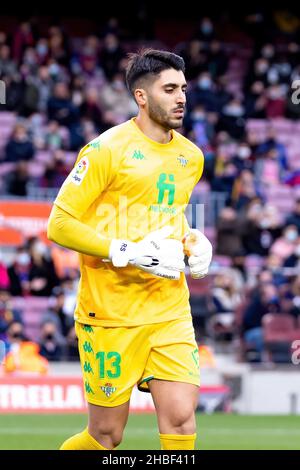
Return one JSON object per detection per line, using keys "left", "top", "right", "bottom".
{"left": 75, "top": 318, "right": 200, "bottom": 407}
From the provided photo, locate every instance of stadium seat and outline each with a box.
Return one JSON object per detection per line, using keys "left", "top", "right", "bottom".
{"left": 0, "top": 111, "right": 17, "bottom": 126}
{"left": 35, "top": 151, "right": 52, "bottom": 165}
{"left": 11, "top": 296, "right": 49, "bottom": 341}
{"left": 187, "top": 275, "right": 213, "bottom": 336}
{"left": 263, "top": 313, "right": 295, "bottom": 342}
{"left": 0, "top": 162, "right": 16, "bottom": 176}
{"left": 211, "top": 255, "right": 232, "bottom": 268}
{"left": 262, "top": 313, "right": 297, "bottom": 362}
{"left": 27, "top": 161, "right": 46, "bottom": 178}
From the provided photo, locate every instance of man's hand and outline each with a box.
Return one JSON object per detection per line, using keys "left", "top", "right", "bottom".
{"left": 183, "top": 229, "right": 212, "bottom": 279}
{"left": 108, "top": 226, "right": 185, "bottom": 280}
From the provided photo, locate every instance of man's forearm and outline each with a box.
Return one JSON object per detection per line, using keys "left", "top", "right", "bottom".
{"left": 47, "top": 205, "right": 111, "bottom": 258}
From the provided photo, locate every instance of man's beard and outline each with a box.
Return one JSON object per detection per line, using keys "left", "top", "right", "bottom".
{"left": 148, "top": 95, "right": 183, "bottom": 130}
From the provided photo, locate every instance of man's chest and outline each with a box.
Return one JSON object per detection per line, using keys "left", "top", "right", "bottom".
{"left": 110, "top": 146, "right": 198, "bottom": 207}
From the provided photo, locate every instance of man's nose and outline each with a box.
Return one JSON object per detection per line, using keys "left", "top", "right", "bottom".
{"left": 177, "top": 92, "right": 186, "bottom": 105}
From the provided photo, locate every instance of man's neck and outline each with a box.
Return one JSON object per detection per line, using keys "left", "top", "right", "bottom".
{"left": 134, "top": 114, "right": 172, "bottom": 144}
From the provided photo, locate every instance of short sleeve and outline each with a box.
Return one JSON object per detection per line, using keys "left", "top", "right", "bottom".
{"left": 54, "top": 142, "right": 115, "bottom": 219}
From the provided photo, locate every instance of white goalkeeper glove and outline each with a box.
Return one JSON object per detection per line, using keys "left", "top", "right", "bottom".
{"left": 108, "top": 226, "right": 185, "bottom": 280}
{"left": 183, "top": 229, "right": 212, "bottom": 279}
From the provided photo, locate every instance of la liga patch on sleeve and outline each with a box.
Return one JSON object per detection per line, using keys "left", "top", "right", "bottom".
{"left": 70, "top": 156, "right": 89, "bottom": 185}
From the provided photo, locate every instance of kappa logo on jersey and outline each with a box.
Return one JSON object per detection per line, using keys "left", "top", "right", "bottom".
{"left": 131, "top": 149, "right": 146, "bottom": 160}
{"left": 71, "top": 157, "right": 89, "bottom": 185}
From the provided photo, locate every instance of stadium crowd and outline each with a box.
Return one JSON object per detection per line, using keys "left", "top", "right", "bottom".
{"left": 1, "top": 12, "right": 300, "bottom": 364}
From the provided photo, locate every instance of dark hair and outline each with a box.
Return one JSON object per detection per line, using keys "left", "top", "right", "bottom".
{"left": 126, "top": 48, "right": 185, "bottom": 95}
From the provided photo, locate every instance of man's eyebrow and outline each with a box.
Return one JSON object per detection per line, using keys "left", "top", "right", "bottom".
{"left": 163, "top": 83, "right": 188, "bottom": 88}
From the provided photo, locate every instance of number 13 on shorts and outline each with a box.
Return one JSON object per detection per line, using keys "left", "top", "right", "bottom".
{"left": 96, "top": 351, "right": 121, "bottom": 379}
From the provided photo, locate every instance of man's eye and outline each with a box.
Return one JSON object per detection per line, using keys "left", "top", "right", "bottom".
{"left": 165, "top": 89, "right": 174, "bottom": 93}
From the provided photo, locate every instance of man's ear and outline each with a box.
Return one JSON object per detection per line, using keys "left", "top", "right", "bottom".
{"left": 134, "top": 88, "right": 147, "bottom": 106}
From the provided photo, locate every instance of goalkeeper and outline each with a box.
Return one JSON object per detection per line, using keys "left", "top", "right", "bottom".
{"left": 47, "top": 49, "right": 212, "bottom": 451}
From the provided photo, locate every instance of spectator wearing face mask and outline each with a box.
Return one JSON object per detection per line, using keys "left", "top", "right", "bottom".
{"left": 195, "top": 17, "right": 215, "bottom": 43}
{"left": 27, "top": 237, "right": 60, "bottom": 296}
{"left": 179, "top": 39, "right": 208, "bottom": 81}
{"left": 212, "top": 270, "right": 243, "bottom": 312}
{"left": 219, "top": 98, "right": 246, "bottom": 139}
{"left": 207, "top": 40, "right": 228, "bottom": 78}
{"left": 231, "top": 170, "right": 260, "bottom": 211}
{"left": 212, "top": 162, "right": 238, "bottom": 198}
{"left": 284, "top": 237, "right": 300, "bottom": 268}
{"left": 244, "top": 81, "right": 267, "bottom": 119}
{"left": 4, "top": 124, "right": 35, "bottom": 163}
{"left": 208, "top": 269, "right": 243, "bottom": 341}
{"left": 242, "top": 283, "right": 281, "bottom": 362}
{"left": 216, "top": 207, "right": 245, "bottom": 256}
{"left": 243, "top": 199, "right": 282, "bottom": 256}
{"left": 7, "top": 248, "right": 31, "bottom": 296}
{"left": 270, "top": 225, "right": 299, "bottom": 262}
{"left": 0, "top": 288, "right": 23, "bottom": 339}
{"left": 4, "top": 321, "right": 27, "bottom": 351}
{"left": 256, "top": 127, "right": 289, "bottom": 173}
{"left": 42, "top": 286, "right": 73, "bottom": 337}
{"left": 286, "top": 198, "right": 300, "bottom": 233}
{"left": 0, "top": 44, "right": 17, "bottom": 78}
{"left": 80, "top": 88, "right": 105, "bottom": 132}
{"left": 244, "top": 57, "right": 270, "bottom": 92}
{"left": 264, "top": 253, "right": 287, "bottom": 287}
{"left": 6, "top": 160, "right": 30, "bottom": 196}
{"left": 47, "top": 82, "right": 83, "bottom": 150}
{"left": 232, "top": 143, "right": 254, "bottom": 173}
{"left": 35, "top": 38, "right": 49, "bottom": 65}
{"left": 4, "top": 321, "right": 49, "bottom": 374}
{"left": 99, "top": 33, "right": 125, "bottom": 80}
{"left": 184, "top": 106, "right": 215, "bottom": 148}
{"left": 39, "top": 322, "right": 64, "bottom": 361}
{"left": 187, "top": 71, "right": 219, "bottom": 112}
{"left": 265, "top": 84, "right": 286, "bottom": 118}
{"left": 99, "top": 72, "right": 137, "bottom": 124}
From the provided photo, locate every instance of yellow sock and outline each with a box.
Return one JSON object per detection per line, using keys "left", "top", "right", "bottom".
{"left": 160, "top": 433, "right": 196, "bottom": 450}
{"left": 60, "top": 427, "right": 108, "bottom": 450}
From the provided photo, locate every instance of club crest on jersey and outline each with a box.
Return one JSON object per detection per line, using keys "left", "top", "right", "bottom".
{"left": 70, "top": 157, "right": 89, "bottom": 185}
{"left": 177, "top": 155, "right": 188, "bottom": 167}
{"left": 101, "top": 383, "right": 116, "bottom": 397}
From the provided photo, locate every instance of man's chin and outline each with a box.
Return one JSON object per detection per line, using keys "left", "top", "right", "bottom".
{"left": 168, "top": 118, "right": 183, "bottom": 129}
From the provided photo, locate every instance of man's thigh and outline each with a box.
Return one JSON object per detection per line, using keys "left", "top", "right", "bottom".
{"left": 138, "top": 318, "right": 201, "bottom": 392}
{"left": 75, "top": 321, "right": 151, "bottom": 406}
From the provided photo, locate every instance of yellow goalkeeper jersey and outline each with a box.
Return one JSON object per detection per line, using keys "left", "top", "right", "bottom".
{"left": 54, "top": 118, "right": 204, "bottom": 326}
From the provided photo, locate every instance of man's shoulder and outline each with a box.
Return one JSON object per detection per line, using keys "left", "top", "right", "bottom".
{"left": 91, "top": 121, "right": 132, "bottom": 150}
{"left": 174, "top": 131, "right": 204, "bottom": 158}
